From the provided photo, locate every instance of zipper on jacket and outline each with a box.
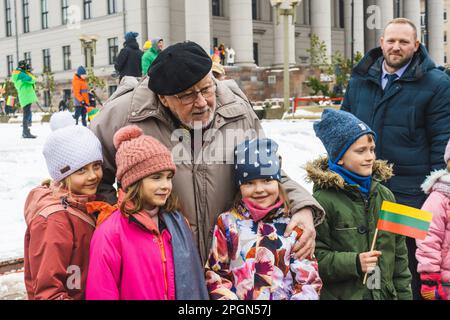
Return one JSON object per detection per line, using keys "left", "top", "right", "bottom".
{"left": 156, "top": 235, "right": 169, "bottom": 300}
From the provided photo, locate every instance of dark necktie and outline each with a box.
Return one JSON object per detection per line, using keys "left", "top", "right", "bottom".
{"left": 384, "top": 73, "right": 398, "bottom": 94}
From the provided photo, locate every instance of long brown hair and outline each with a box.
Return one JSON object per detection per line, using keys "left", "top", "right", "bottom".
{"left": 234, "top": 181, "right": 291, "bottom": 212}
{"left": 120, "top": 179, "right": 180, "bottom": 215}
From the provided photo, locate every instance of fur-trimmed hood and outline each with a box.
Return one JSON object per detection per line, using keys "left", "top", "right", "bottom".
{"left": 305, "top": 156, "right": 393, "bottom": 190}
{"left": 421, "top": 169, "right": 450, "bottom": 194}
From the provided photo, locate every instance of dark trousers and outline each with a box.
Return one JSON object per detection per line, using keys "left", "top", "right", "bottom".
{"left": 22, "top": 104, "right": 32, "bottom": 134}
{"left": 74, "top": 106, "right": 87, "bottom": 127}
{"left": 406, "top": 237, "right": 422, "bottom": 300}
{"left": 391, "top": 189, "right": 427, "bottom": 300}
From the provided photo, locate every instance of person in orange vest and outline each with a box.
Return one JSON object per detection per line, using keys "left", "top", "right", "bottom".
{"left": 72, "top": 66, "right": 89, "bottom": 127}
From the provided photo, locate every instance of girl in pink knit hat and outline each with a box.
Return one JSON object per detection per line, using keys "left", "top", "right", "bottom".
{"left": 416, "top": 138, "right": 450, "bottom": 300}
{"left": 86, "top": 125, "right": 208, "bottom": 300}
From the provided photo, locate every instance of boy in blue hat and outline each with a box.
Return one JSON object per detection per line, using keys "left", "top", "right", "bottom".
{"left": 306, "top": 109, "right": 412, "bottom": 300}
{"left": 205, "top": 138, "right": 322, "bottom": 300}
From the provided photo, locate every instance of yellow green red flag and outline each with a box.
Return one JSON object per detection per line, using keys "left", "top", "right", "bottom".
{"left": 377, "top": 201, "right": 433, "bottom": 240}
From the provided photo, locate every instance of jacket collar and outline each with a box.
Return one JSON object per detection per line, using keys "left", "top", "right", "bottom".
{"left": 352, "top": 44, "right": 436, "bottom": 85}
{"left": 305, "top": 156, "right": 393, "bottom": 191}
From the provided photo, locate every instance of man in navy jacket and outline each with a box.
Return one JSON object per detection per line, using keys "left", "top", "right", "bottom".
{"left": 342, "top": 18, "right": 450, "bottom": 300}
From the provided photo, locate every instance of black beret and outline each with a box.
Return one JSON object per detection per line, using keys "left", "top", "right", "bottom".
{"left": 148, "top": 41, "right": 213, "bottom": 96}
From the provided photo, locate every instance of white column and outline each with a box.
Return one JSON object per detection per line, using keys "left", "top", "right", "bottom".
{"left": 428, "top": 0, "right": 445, "bottom": 65}
{"left": 344, "top": 0, "right": 365, "bottom": 58}
{"left": 403, "top": 0, "right": 422, "bottom": 41}
{"left": 311, "top": 0, "right": 332, "bottom": 58}
{"left": 273, "top": 10, "right": 296, "bottom": 66}
{"left": 185, "top": 0, "right": 211, "bottom": 53}
{"left": 376, "top": 0, "right": 394, "bottom": 41}
{"left": 229, "top": 0, "right": 255, "bottom": 66}
{"left": 147, "top": 0, "right": 171, "bottom": 45}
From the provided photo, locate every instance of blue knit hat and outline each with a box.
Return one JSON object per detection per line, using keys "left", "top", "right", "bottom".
{"left": 234, "top": 138, "right": 282, "bottom": 186}
{"left": 125, "top": 32, "right": 139, "bottom": 41}
{"left": 314, "top": 109, "right": 376, "bottom": 163}
{"left": 77, "top": 66, "right": 86, "bottom": 76}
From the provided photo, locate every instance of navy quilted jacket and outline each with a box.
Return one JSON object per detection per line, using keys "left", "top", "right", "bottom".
{"left": 342, "top": 44, "right": 450, "bottom": 208}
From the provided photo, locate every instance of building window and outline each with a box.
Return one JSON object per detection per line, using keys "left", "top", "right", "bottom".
{"left": 63, "top": 45, "right": 71, "bottom": 70}
{"left": 252, "top": 0, "right": 258, "bottom": 20}
{"left": 41, "top": 0, "right": 49, "bottom": 29}
{"left": 7, "top": 55, "right": 14, "bottom": 76}
{"left": 253, "top": 42, "right": 259, "bottom": 66}
{"left": 108, "top": 0, "right": 117, "bottom": 14}
{"left": 213, "top": 37, "right": 218, "bottom": 48}
{"left": 24, "top": 52, "right": 32, "bottom": 68}
{"left": 108, "top": 37, "right": 119, "bottom": 65}
{"left": 43, "top": 90, "right": 51, "bottom": 108}
{"left": 212, "top": 0, "right": 222, "bottom": 17}
{"left": 61, "top": 0, "right": 69, "bottom": 25}
{"left": 338, "top": 0, "right": 344, "bottom": 28}
{"left": 5, "top": 0, "right": 13, "bottom": 37}
{"left": 444, "top": 10, "right": 447, "bottom": 22}
{"left": 108, "top": 85, "right": 117, "bottom": 97}
{"left": 445, "top": 31, "right": 448, "bottom": 43}
{"left": 43, "top": 49, "right": 51, "bottom": 72}
{"left": 83, "top": 0, "right": 92, "bottom": 20}
{"left": 23, "top": 0, "right": 30, "bottom": 33}
{"left": 444, "top": 54, "right": 447, "bottom": 64}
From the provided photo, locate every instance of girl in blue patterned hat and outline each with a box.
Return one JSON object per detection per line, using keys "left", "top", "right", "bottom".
{"left": 205, "top": 138, "right": 322, "bottom": 300}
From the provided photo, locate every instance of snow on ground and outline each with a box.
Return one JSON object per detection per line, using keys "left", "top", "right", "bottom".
{"left": 0, "top": 123, "right": 51, "bottom": 261}
{"left": 0, "top": 119, "right": 325, "bottom": 299}
{"left": 0, "top": 272, "right": 26, "bottom": 300}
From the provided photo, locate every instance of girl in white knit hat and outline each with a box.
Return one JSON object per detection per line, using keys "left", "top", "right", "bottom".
{"left": 23, "top": 124, "right": 112, "bottom": 300}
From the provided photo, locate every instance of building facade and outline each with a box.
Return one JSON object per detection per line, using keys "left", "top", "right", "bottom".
{"left": 0, "top": 0, "right": 446, "bottom": 104}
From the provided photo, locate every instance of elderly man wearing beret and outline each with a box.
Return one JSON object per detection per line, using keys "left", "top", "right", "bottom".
{"left": 91, "top": 41, "right": 325, "bottom": 263}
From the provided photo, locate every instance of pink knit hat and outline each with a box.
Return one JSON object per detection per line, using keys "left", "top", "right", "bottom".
{"left": 114, "top": 125, "right": 176, "bottom": 190}
{"left": 445, "top": 139, "right": 450, "bottom": 164}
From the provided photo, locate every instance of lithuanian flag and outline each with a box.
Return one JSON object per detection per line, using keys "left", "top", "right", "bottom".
{"left": 86, "top": 107, "right": 100, "bottom": 122}
{"left": 377, "top": 201, "right": 433, "bottom": 240}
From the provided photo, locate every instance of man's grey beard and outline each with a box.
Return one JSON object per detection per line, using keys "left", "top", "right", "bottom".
{"left": 181, "top": 109, "right": 216, "bottom": 130}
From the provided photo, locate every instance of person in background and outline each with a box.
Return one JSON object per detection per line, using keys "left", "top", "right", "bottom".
{"left": 143, "top": 40, "right": 152, "bottom": 53}
{"left": 59, "top": 96, "right": 69, "bottom": 112}
{"left": 11, "top": 60, "right": 38, "bottom": 139}
{"left": 218, "top": 44, "right": 226, "bottom": 65}
{"left": 115, "top": 32, "right": 143, "bottom": 81}
{"left": 0, "top": 85, "right": 5, "bottom": 114}
{"left": 141, "top": 37, "right": 164, "bottom": 75}
{"left": 72, "top": 66, "right": 89, "bottom": 127}
{"left": 211, "top": 62, "right": 226, "bottom": 81}
{"left": 211, "top": 47, "right": 221, "bottom": 64}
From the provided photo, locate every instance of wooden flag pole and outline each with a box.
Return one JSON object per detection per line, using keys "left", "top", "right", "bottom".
{"left": 363, "top": 228, "right": 379, "bottom": 285}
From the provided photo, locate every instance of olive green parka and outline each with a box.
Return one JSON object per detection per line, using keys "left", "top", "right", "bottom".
{"left": 306, "top": 157, "right": 412, "bottom": 300}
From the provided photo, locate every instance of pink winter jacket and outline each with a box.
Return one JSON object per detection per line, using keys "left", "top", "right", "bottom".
{"left": 416, "top": 170, "right": 450, "bottom": 286}
{"left": 86, "top": 209, "right": 176, "bottom": 300}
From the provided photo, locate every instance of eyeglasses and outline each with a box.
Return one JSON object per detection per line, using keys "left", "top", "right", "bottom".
{"left": 174, "top": 84, "right": 217, "bottom": 105}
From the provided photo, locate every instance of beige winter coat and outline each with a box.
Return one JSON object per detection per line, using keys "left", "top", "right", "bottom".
{"left": 90, "top": 77, "right": 325, "bottom": 261}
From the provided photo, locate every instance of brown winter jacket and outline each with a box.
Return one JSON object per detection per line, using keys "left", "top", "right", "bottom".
{"left": 24, "top": 185, "right": 97, "bottom": 300}
{"left": 90, "top": 77, "right": 325, "bottom": 262}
